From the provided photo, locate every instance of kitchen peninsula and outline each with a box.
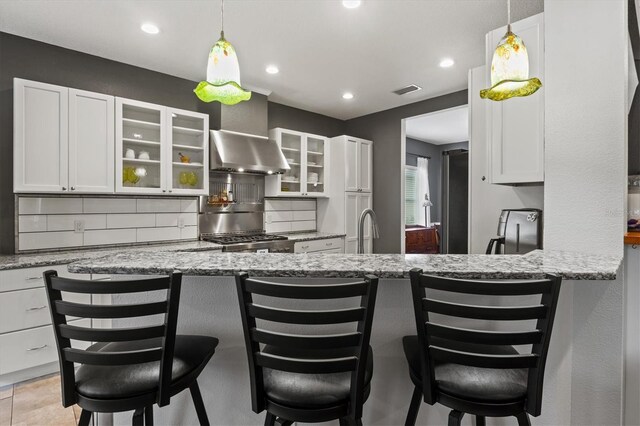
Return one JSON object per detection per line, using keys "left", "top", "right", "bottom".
{"left": 65, "top": 249, "right": 621, "bottom": 426}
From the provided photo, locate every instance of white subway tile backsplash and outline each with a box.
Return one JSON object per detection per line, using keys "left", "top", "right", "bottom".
{"left": 264, "top": 198, "right": 316, "bottom": 233}
{"left": 291, "top": 200, "right": 316, "bottom": 211}
{"left": 181, "top": 199, "right": 198, "bottom": 213}
{"left": 265, "top": 199, "right": 292, "bottom": 211}
{"left": 266, "top": 211, "right": 294, "bottom": 223}
{"left": 18, "top": 215, "right": 47, "bottom": 233}
{"left": 19, "top": 197, "right": 83, "bottom": 215}
{"left": 17, "top": 196, "right": 199, "bottom": 252}
{"left": 137, "top": 199, "right": 182, "bottom": 213}
{"left": 293, "top": 210, "right": 316, "bottom": 221}
{"left": 137, "top": 227, "right": 181, "bottom": 242}
{"left": 181, "top": 213, "right": 198, "bottom": 227}
{"left": 291, "top": 221, "right": 316, "bottom": 232}
{"left": 106, "top": 214, "right": 155, "bottom": 229}
{"left": 19, "top": 231, "right": 83, "bottom": 251}
{"left": 180, "top": 226, "right": 198, "bottom": 239}
{"left": 265, "top": 222, "right": 292, "bottom": 233}
{"left": 48, "top": 214, "right": 107, "bottom": 231}
{"left": 84, "top": 229, "right": 137, "bottom": 246}
{"left": 83, "top": 198, "right": 137, "bottom": 214}
{"left": 156, "top": 213, "right": 179, "bottom": 227}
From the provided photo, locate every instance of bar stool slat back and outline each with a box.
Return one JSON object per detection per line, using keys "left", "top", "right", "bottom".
{"left": 404, "top": 269, "right": 562, "bottom": 426}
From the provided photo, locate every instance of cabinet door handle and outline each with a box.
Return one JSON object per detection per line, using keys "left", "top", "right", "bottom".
{"left": 70, "top": 187, "right": 76, "bottom": 191}
{"left": 25, "top": 276, "right": 41, "bottom": 281}
{"left": 26, "top": 344, "right": 48, "bottom": 351}
{"left": 162, "top": 190, "right": 166, "bottom": 193}
{"left": 25, "top": 305, "right": 47, "bottom": 311}
{"left": 62, "top": 187, "right": 67, "bottom": 191}
{"left": 326, "top": 242, "right": 333, "bottom": 246}
{"left": 301, "top": 245, "right": 310, "bottom": 249}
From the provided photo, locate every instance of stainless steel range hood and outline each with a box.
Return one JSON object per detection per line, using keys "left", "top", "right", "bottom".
{"left": 210, "top": 129, "right": 289, "bottom": 174}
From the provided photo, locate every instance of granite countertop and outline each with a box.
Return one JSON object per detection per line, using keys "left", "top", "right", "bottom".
{"left": 280, "top": 232, "right": 346, "bottom": 242}
{"left": 0, "top": 241, "right": 223, "bottom": 271}
{"left": 68, "top": 249, "right": 621, "bottom": 280}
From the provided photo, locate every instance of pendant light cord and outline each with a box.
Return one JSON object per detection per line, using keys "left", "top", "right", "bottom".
{"left": 220, "top": 0, "right": 225, "bottom": 38}
{"left": 507, "top": 0, "right": 511, "bottom": 31}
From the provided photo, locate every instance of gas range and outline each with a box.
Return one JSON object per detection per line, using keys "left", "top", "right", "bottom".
{"left": 200, "top": 233, "right": 294, "bottom": 253}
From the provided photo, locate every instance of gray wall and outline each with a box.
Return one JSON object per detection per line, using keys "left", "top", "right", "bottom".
{"left": 405, "top": 139, "right": 468, "bottom": 224}
{"left": 268, "top": 102, "right": 346, "bottom": 137}
{"left": 345, "top": 90, "right": 468, "bottom": 253}
{"left": 0, "top": 32, "right": 345, "bottom": 253}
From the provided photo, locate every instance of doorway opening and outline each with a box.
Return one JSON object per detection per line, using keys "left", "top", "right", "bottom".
{"left": 401, "top": 105, "right": 469, "bottom": 254}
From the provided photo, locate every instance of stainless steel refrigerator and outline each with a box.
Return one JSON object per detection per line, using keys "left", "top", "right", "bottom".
{"left": 441, "top": 149, "right": 469, "bottom": 254}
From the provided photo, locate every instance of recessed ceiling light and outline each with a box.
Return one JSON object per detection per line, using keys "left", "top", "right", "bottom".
{"left": 342, "top": 92, "right": 354, "bottom": 100}
{"left": 267, "top": 170, "right": 273, "bottom": 175}
{"left": 265, "top": 65, "right": 279, "bottom": 74}
{"left": 342, "top": 0, "right": 361, "bottom": 9}
{"left": 141, "top": 23, "right": 159, "bottom": 35}
{"left": 439, "top": 58, "right": 455, "bottom": 68}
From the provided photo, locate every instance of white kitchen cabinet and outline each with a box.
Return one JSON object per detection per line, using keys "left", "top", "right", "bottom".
{"left": 317, "top": 135, "right": 374, "bottom": 253}
{"left": 14, "top": 79, "right": 115, "bottom": 194}
{"left": 343, "top": 136, "right": 372, "bottom": 193}
{"left": 68, "top": 89, "right": 115, "bottom": 193}
{"left": 344, "top": 192, "right": 372, "bottom": 254}
{"left": 294, "top": 237, "right": 344, "bottom": 254}
{"left": 265, "top": 128, "right": 330, "bottom": 197}
{"left": 486, "top": 13, "right": 544, "bottom": 185}
{"left": 116, "top": 98, "right": 167, "bottom": 194}
{"left": 14, "top": 79, "right": 69, "bottom": 192}
{"left": 116, "top": 99, "right": 209, "bottom": 195}
{"left": 0, "top": 265, "right": 99, "bottom": 384}
{"left": 167, "top": 107, "right": 209, "bottom": 195}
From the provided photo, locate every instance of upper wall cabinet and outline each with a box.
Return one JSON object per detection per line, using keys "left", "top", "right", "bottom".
{"left": 14, "top": 79, "right": 114, "bottom": 193}
{"left": 342, "top": 136, "right": 372, "bottom": 193}
{"left": 486, "top": 13, "right": 544, "bottom": 185}
{"left": 265, "top": 128, "right": 330, "bottom": 197}
{"left": 115, "top": 98, "right": 209, "bottom": 195}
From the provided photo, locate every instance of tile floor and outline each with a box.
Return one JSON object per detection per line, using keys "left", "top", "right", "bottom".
{"left": 0, "top": 374, "right": 80, "bottom": 426}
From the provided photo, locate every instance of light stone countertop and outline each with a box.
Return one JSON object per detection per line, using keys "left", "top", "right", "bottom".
{"left": 67, "top": 249, "right": 621, "bottom": 280}
{"left": 278, "top": 232, "right": 346, "bottom": 242}
{"left": 0, "top": 241, "right": 223, "bottom": 271}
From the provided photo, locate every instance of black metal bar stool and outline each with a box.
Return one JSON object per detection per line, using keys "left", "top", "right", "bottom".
{"left": 403, "top": 269, "right": 562, "bottom": 426}
{"left": 235, "top": 273, "right": 379, "bottom": 425}
{"left": 43, "top": 270, "right": 219, "bottom": 426}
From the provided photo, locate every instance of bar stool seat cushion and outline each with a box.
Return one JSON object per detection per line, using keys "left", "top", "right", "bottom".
{"left": 262, "top": 345, "right": 373, "bottom": 408}
{"left": 402, "top": 336, "right": 527, "bottom": 403}
{"left": 75, "top": 335, "right": 218, "bottom": 399}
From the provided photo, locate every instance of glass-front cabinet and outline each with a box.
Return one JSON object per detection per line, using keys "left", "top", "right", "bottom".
{"left": 116, "top": 99, "right": 166, "bottom": 193}
{"left": 266, "top": 128, "right": 329, "bottom": 197}
{"left": 115, "top": 99, "right": 208, "bottom": 195}
{"left": 167, "top": 108, "right": 208, "bottom": 195}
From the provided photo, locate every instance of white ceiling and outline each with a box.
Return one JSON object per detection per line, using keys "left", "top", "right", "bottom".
{"left": 0, "top": 0, "right": 542, "bottom": 120}
{"left": 405, "top": 106, "right": 468, "bottom": 145}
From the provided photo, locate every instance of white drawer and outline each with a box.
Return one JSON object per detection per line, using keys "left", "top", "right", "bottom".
{"left": 0, "top": 265, "right": 91, "bottom": 293}
{"left": 0, "top": 287, "right": 91, "bottom": 334}
{"left": 0, "top": 318, "right": 91, "bottom": 375}
{"left": 294, "top": 238, "right": 344, "bottom": 253}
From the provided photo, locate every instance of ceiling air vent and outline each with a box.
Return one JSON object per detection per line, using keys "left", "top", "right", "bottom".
{"left": 393, "top": 84, "right": 422, "bottom": 95}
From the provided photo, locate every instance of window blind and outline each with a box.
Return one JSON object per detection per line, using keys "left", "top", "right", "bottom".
{"left": 405, "top": 167, "right": 418, "bottom": 225}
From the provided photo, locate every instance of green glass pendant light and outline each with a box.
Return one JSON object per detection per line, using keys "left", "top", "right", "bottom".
{"left": 194, "top": 0, "right": 251, "bottom": 105}
{"left": 480, "top": 0, "right": 542, "bottom": 101}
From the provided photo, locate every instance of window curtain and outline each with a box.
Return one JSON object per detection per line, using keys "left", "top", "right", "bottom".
{"left": 416, "top": 157, "right": 431, "bottom": 226}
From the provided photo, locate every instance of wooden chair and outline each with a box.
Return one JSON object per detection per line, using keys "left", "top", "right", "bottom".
{"left": 43, "top": 270, "right": 218, "bottom": 426}
{"left": 403, "top": 269, "right": 562, "bottom": 426}
{"left": 235, "top": 273, "right": 379, "bottom": 425}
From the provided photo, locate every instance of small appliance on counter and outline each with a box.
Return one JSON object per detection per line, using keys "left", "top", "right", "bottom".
{"left": 486, "top": 208, "right": 543, "bottom": 255}
{"left": 628, "top": 175, "right": 640, "bottom": 231}
{"left": 199, "top": 172, "right": 294, "bottom": 253}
